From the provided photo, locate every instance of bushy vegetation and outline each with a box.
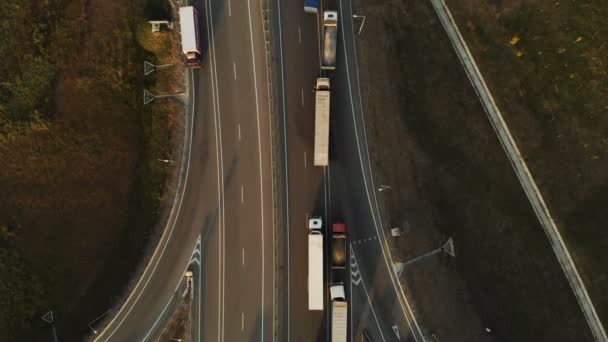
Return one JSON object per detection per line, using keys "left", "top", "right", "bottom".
{"left": 0, "top": 224, "right": 46, "bottom": 337}
{"left": 0, "top": 0, "right": 179, "bottom": 340}
{"left": 0, "top": 0, "right": 71, "bottom": 122}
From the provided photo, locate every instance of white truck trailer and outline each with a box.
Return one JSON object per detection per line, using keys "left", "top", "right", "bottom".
{"left": 330, "top": 284, "right": 348, "bottom": 342}
{"left": 322, "top": 11, "right": 338, "bottom": 70}
{"left": 308, "top": 218, "right": 324, "bottom": 310}
{"left": 179, "top": 6, "right": 202, "bottom": 67}
{"left": 314, "top": 78, "right": 330, "bottom": 166}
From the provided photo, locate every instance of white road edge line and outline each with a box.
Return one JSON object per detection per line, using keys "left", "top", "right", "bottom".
{"left": 338, "top": 0, "right": 424, "bottom": 339}
{"left": 204, "top": 0, "right": 226, "bottom": 340}
{"left": 351, "top": 245, "right": 387, "bottom": 342}
{"left": 140, "top": 236, "right": 201, "bottom": 341}
{"left": 246, "top": 0, "right": 266, "bottom": 339}
{"left": 97, "top": 68, "right": 196, "bottom": 342}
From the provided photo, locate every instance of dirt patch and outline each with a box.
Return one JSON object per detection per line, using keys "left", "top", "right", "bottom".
{"left": 355, "top": 0, "right": 594, "bottom": 340}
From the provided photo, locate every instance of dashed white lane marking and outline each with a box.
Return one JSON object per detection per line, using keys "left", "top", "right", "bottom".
{"left": 241, "top": 186, "right": 244, "bottom": 203}
{"left": 241, "top": 312, "right": 244, "bottom": 331}
{"left": 298, "top": 26, "right": 302, "bottom": 43}
{"left": 351, "top": 236, "right": 377, "bottom": 245}
{"left": 304, "top": 152, "right": 307, "bottom": 168}
{"left": 233, "top": 62, "right": 237, "bottom": 79}
{"left": 242, "top": 248, "right": 245, "bottom": 266}
{"left": 238, "top": 123, "right": 242, "bottom": 142}
{"left": 228, "top": 0, "right": 232, "bottom": 16}
{"left": 301, "top": 88, "right": 304, "bottom": 106}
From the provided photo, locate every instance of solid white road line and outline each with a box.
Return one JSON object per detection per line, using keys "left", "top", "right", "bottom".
{"left": 204, "top": 0, "right": 226, "bottom": 340}
{"left": 141, "top": 237, "right": 201, "bottom": 341}
{"left": 246, "top": 0, "right": 266, "bottom": 339}
{"left": 98, "top": 68, "right": 196, "bottom": 342}
{"left": 338, "top": 0, "right": 423, "bottom": 339}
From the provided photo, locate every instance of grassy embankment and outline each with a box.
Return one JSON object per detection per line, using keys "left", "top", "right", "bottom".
{"left": 0, "top": 0, "right": 181, "bottom": 340}
{"left": 357, "top": 0, "right": 602, "bottom": 340}
{"left": 446, "top": 0, "right": 608, "bottom": 326}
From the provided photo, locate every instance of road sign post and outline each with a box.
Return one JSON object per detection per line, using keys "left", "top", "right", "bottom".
{"left": 352, "top": 15, "right": 366, "bottom": 35}
{"left": 41, "top": 311, "right": 58, "bottom": 342}
{"left": 144, "top": 61, "right": 174, "bottom": 76}
{"left": 403, "top": 237, "right": 456, "bottom": 267}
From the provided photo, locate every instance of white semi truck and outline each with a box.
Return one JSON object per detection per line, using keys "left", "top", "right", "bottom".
{"left": 179, "top": 6, "right": 202, "bottom": 67}
{"left": 308, "top": 218, "right": 324, "bottom": 310}
{"left": 314, "top": 78, "right": 330, "bottom": 166}
{"left": 322, "top": 11, "right": 338, "bottom": 70}
{"left": 330, "top": 284, "right": 348, "bottom": 342}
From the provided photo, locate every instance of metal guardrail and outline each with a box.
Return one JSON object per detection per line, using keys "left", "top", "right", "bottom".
{"left": 428, "top": 0, "right": 608, "bottom": 340}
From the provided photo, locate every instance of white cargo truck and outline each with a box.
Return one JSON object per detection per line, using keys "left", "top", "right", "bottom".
{"left": 308, "top": 218, "right": 324, "bottom": 311}
{"left": 322, "top": 11, "right": 338, "bottom": 70}
{"left": 314, "top": 78, "right": 330, "bottom": 166}
{"left": 179, "top": 6, "right": 202, "bottom": 67}
{"left": 330, "top": 284, "right": 348, "bottom": 342}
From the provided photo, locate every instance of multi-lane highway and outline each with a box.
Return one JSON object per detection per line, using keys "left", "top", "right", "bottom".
{"left": 92, "top": 0, "right": 275, "bottom": 340}
{"left": 91, "top": 0, "right": 426, "bottom": 340}
{"left": 273, "top": 0, "right": 426, "bottom": 340}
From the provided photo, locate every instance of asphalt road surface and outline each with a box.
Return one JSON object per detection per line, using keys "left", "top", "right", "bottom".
{"left": 273, "top": 0, "right": 426, "bottom": 340}
{"left": 91, "top": 0, "right": 275, "bottom": 340}
{"left": 91, "top": 0, "right": 425, "bottom": 339}
{"left": 272, "top": 0, "right": 328, "bottom": 341}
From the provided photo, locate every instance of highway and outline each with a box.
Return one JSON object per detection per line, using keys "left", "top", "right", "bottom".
{"left": 272, "top": 0, "right": 328, "bottom": 340}
{"left": 91, "top": 0, "right": 275, "bottom": 340}
{"left": 272, "top": 0, "right": 426, "bottom": 340}
{"left": 90, "top": 0, "right": 427, "bottom": 340}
